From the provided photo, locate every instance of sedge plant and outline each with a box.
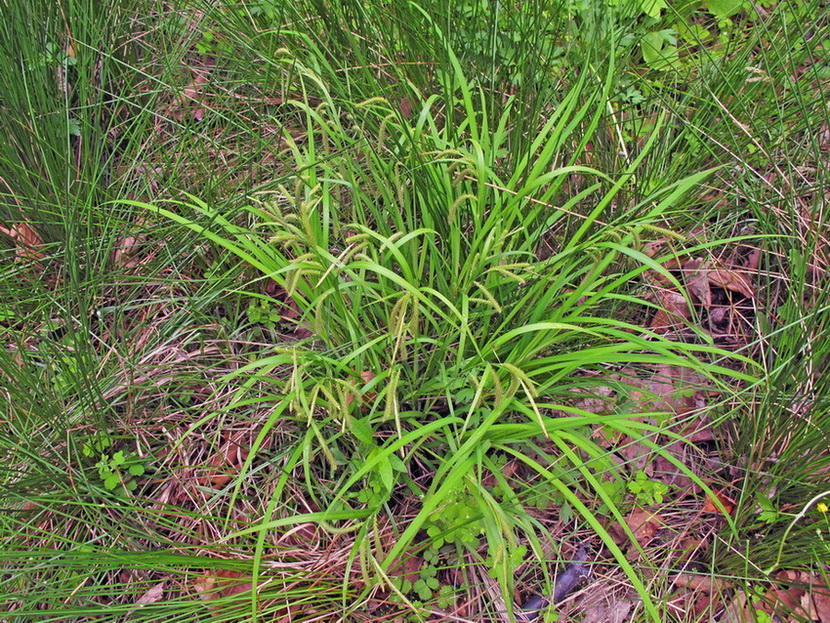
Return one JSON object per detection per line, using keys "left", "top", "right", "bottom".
{"left": 137, "top": 31, "right": 755, "bottom": 618}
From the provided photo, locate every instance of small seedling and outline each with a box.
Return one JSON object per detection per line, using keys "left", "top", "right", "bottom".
{"left": 82, "top": 431, "right": 112, "bottom": 458}
{"left": 756, "top": 493, "right": 783, "bottom": 525}
{"left": 435, "top": 584, "right": 455, "bottom": 609}
{"left": 412, "top": 562, "right": 440, "bottom": 601}
{"left": 627, "top": 470, "right": 669, "bottom": 506}
{"left": 83, "top": 432, "right": 147, "bottom": 494}
{"left": 246, "top": 299, "right": 282, "bottom": 330}
{"left": 426, "top": 491, "right": 484, "bottom": 550}
{"left": 95, "top": 450, "right": 146, "bottom": 492}
{"left": 354, "top": 450, "right": 406, "bottom": 507}
{"left": 391, "top": 546, "right": 456, "bottom": 607}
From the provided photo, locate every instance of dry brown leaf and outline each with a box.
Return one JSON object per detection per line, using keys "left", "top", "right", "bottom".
{"left": 673, "top": 573, "right": 729, "bottom": 593}
{"left": 709, "top": 306, "right": 729, "bottom": 331}
{"left": 813, "top": 582, "right": 830, "bottom": 623}
{"left": 346, "top": 370, "right": 377, "bottom": 408}
{"left": 578, "top": 581, "right": 635, "bottom": 623}
{"left": 278, "top": 521, "right": 319, "bottom": 545}
{"left": 398, "top": 97, "right": 413, "bottom": 119}
{"left": 200, "top": 436, "right": 249, "bottom": 488}
{"left": 614, "top": 435, "right": 651, "bottom": 472}
{"left": 773, "top": 570, "right": 809, "bottom": 611}
{"left": 702, "top": 489, "right": 735, "bottom": 516}
{"left": 609, "top": 508, "right": 663, "bottom": 547}
{"left": 608, "top": 365, "right": 710, "bottom": 481}
{"left": 642, "top": 239, "right": 666, "bottom": 258}
{"left": 722, "top": 591, "right": 758, "bottom": 623}
{"left": 177, "top": 71, "right": 208, "bottom": 118}
{"left": 766, "top": 570, "right": 826, "bottom": 620}
{"left": 194, "top": 574, "right": 218, "bottom": 601}
{"left": 389, "top": 552, "right": 424, "bottom": 587}
{"left": 691, "top": 592, "right": 715, "bottom": 618}
{"left": 254, "top": 288, "right": 314, "bottom": 338}
{"left": 111, "top": 235, "right": 142, "bottom": 268}
{"left": 136, "top": 582, "right": 165, "bottom": 605}
{"left": 684, "top": 259, "right": 712, "bottom": 307}
{"left": 0, "top": 222, "right": 46, "bottom": 264}
{"left": 220, "top": 576, "right": 253, "bottom": 598}
{"left": 627, "top": 364, "right": 703, "bottom": 417}
{"left": 482, "top": 458, "right": 518, "bottom": 488}
{"left": 626, "top": 508, "right": 662, "bottom": 543}
{"left": 652, "top": 454, "right": 695, "bottom": 491}
{"left": 674, "top": 572, "right": 728, "bottom": 619}
{"left": 665, "top": 366, "right": 706, "bottom": 417}
{"left": 745, "top": 248, "right": 761, "bottom": 271}
{"left": 201, "top": 570, "right": 252, "bottom": 599}
{"left": 673, "top": 536, "right": 708, "bottom": 562}
{"left": 680, "top": 415, "right": 714, "bottom": 443}
{"left": 650, "top": 291, "right": 691, "bottom": 333}
{"left": 707, "top": 268, "right": 754, "bottom": 298}
{"left": 581, "top": 600, "right": 632, "bottom": 623}
{"left": 111, "top": 224, "right": 157, "bottom": 269}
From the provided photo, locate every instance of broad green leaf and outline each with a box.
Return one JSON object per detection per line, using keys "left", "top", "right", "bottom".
{"left": 706, "top": 0, "right": 743, "bottom": 20}
{"left": 639, "top": 0, "right": 668, "bottom": 18}
{"left": 676, "top": 19, "right": 711, "bottom": 43}
{"left": 641, "top": 30, "right": 680, "bottom": 71}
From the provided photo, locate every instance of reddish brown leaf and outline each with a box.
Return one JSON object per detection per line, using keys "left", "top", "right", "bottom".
{"left": 111, "top": 225, "right": 158, "bottom": 269}
{"left": 652, "top": 454, "right": 695, "bottom": 491}
{"left": 707, "top": 268, "right": 754, "bottom": 298}
{"left": 702, "top": 489, "right": 735, "bottom": 516}
{"left": 175, "top": 71, "right": 208, "bottom": 121}
{"left": 673, "top": 573, "right": 729, "bottom": 593}
{"left": 692, "top": 592, "right": 715, "bottom": 618}
{"left": 581, "top": 600, "right": 632, "bottom": 623}
{"left": 111, "top": 235, "right": 141, "bottom": 268}
{"left": 196, "top": 570, "right": 252, "bottom": 601}
{"left": 650, "top": 291, "right": 691, "bottom": 333}
{"left": 482, "top": 458, "right": 518, "bottom": 488}
{"left": 626, "top": 508, "right": 662, "bottom": 543}
{"left": 684, "top": 259, "right": 712, "bottom": 307}
{"left": 136, "top": 582, "right": 165, "bottom": 605}
{"left": 200, "top": 436, "right": 249, "bottom": 488}
{"left": 813, "top": 584, "right": 830, "bottom": 623}
{"left": 709, "top": 306, "right": 729, "bottom": 332}
{"left": 609, "top": 509, "right": 663, "bottom": 547}
{"left": 194, "top": 574, "right": 218, "bottom": 601}
{"left": 389, "top": 552, "right": 424, "bottom": 587}
{"left": 722, "top": 591, "right": 758, "bottom": 623}
{"left": 346, "top": 370, "right": 377, "bottom": 408}
{"left": 770, "top": 570, "right": 824, "bottom": 619}
{"left": 627, "top": 364, "right": 704, "bottom": 417}
{"left": 399, "top": 97, "right": 413, "bottom": 119}
{"left": 0, "top": 222, "right": 45, "bottom": 264}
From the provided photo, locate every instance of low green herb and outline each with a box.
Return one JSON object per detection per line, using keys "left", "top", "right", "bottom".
{"left": 627, "top": 470, "right": 669, "bottom": 506}
{"left": 246, "top": 299, "right": 282, "bottom": 330}
{"left": 83, "top": 433, "right": 147, "bottom": 494}
{"left": 756, "top": 493, "right": 783, "bottom": 525}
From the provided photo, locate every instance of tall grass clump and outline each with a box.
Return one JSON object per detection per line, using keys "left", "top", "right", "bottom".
{"left": 683, "top": 1, "right": 830, "bottom": 580}
{"left": 5, "top": 0, "right": 830, "bottom": 620}
{"left": 138, "top": 13, "right": 755, "bottom": 615}
{"left": 0, "top": 0, "right": 289, "bottom": 619}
